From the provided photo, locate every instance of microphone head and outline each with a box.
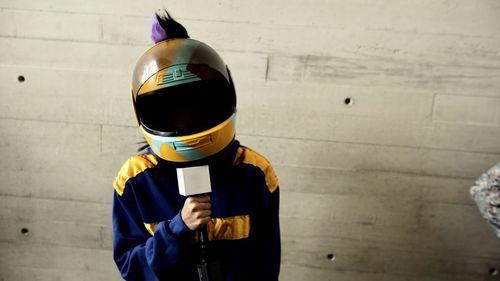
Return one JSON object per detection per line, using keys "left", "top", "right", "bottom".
{"left": 176, "top": 165, "right": 212, "bottom": 196}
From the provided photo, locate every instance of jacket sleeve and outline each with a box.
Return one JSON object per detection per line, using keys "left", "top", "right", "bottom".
{"left": 112, "top": 185, "right": 195, "bottom": 280}
{"left": 252, "top": 184, "right": 281, "bottom": 281}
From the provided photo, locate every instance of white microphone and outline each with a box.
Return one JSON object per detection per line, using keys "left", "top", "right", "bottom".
{"left": 176, "top": 165, "right": 212, "bottom": 196}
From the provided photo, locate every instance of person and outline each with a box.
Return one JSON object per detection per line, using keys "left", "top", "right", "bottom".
{"left": 470, "top": 162, "right": 500, "bottom": 238}
{"left": 112, "top": 10, "right": 281, "bottom": 281}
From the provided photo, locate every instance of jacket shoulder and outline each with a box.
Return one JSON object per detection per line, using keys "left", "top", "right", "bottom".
{"left": 113, "top": 153, "right": 159, "bottom": 196}
{"left": 233, "top": 146, "right": 279, "bottom": 193}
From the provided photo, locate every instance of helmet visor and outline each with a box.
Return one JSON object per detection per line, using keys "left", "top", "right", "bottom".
{"left": 136, "top": 79, "right": 235, "bottom": 136}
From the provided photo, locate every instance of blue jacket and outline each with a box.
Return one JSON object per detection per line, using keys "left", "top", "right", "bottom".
{"left": 112, "top": 140, "right": 280, "bottom": 281}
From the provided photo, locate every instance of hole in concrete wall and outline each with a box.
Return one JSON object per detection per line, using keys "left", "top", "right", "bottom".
{"left": 490, "top": 268, "right": 498, "bottom": 276}
{"left": 18, "top": 75, "right": 25, "bottom": 82}
{"left": 326, "top": 253, "right": 336, "bottom": 261}
{"left": 20, "top": 228, "right": 29, "bottom": 236}
{"left": 344, "top": 97, "right": 353, "bottom": 107}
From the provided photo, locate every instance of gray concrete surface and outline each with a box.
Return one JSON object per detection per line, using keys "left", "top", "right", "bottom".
{"left": 0, "top": 1, "right": 499, "bottom": 280}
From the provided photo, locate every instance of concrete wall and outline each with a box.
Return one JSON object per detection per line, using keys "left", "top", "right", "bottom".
{"left": 1, "top": 0, "right": 499, "bottom": 280}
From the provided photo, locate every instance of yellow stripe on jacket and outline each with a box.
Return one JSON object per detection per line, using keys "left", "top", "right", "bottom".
{"left": 233, "top": 146, "right": 279, "bottom": 193}
{"left": 144, "top": 215, "right": 250, "bottom": 241}
{"left": 113, "top": 154, "right": 159, "bottom": 196}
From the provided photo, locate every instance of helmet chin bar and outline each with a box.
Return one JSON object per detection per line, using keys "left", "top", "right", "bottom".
{"left": 141, "top": 114, "right": 236, "bottom": 163}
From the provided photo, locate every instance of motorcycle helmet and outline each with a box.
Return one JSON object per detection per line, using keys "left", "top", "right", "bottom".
{"left": 131, "top": 11, "right": 236, "bottom": 163}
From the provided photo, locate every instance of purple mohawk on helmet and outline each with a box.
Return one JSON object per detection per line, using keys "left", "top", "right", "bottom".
{"left": 150, "top": 9, "right": 189, "bottom": 44}
{"left": 151, "top": 15, "right": 167, "bottom": 43}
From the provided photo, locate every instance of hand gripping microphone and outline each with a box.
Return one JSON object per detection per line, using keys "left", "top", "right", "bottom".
{"left": 176, "top": 166, "right": 212, "bottom": 281}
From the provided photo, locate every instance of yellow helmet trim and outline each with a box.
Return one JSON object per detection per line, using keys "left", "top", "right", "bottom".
{"left": 141, "top": 114, "right": 236, "bottom": 162}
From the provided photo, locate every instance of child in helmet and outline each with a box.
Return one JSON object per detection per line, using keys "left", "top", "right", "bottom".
{"left": 112, "top": 10, "right": 280, "bottom": 281}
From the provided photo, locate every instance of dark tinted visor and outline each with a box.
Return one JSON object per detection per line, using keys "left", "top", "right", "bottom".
{"left": 136, "top": 79, "right": 235, "bottom": 136}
